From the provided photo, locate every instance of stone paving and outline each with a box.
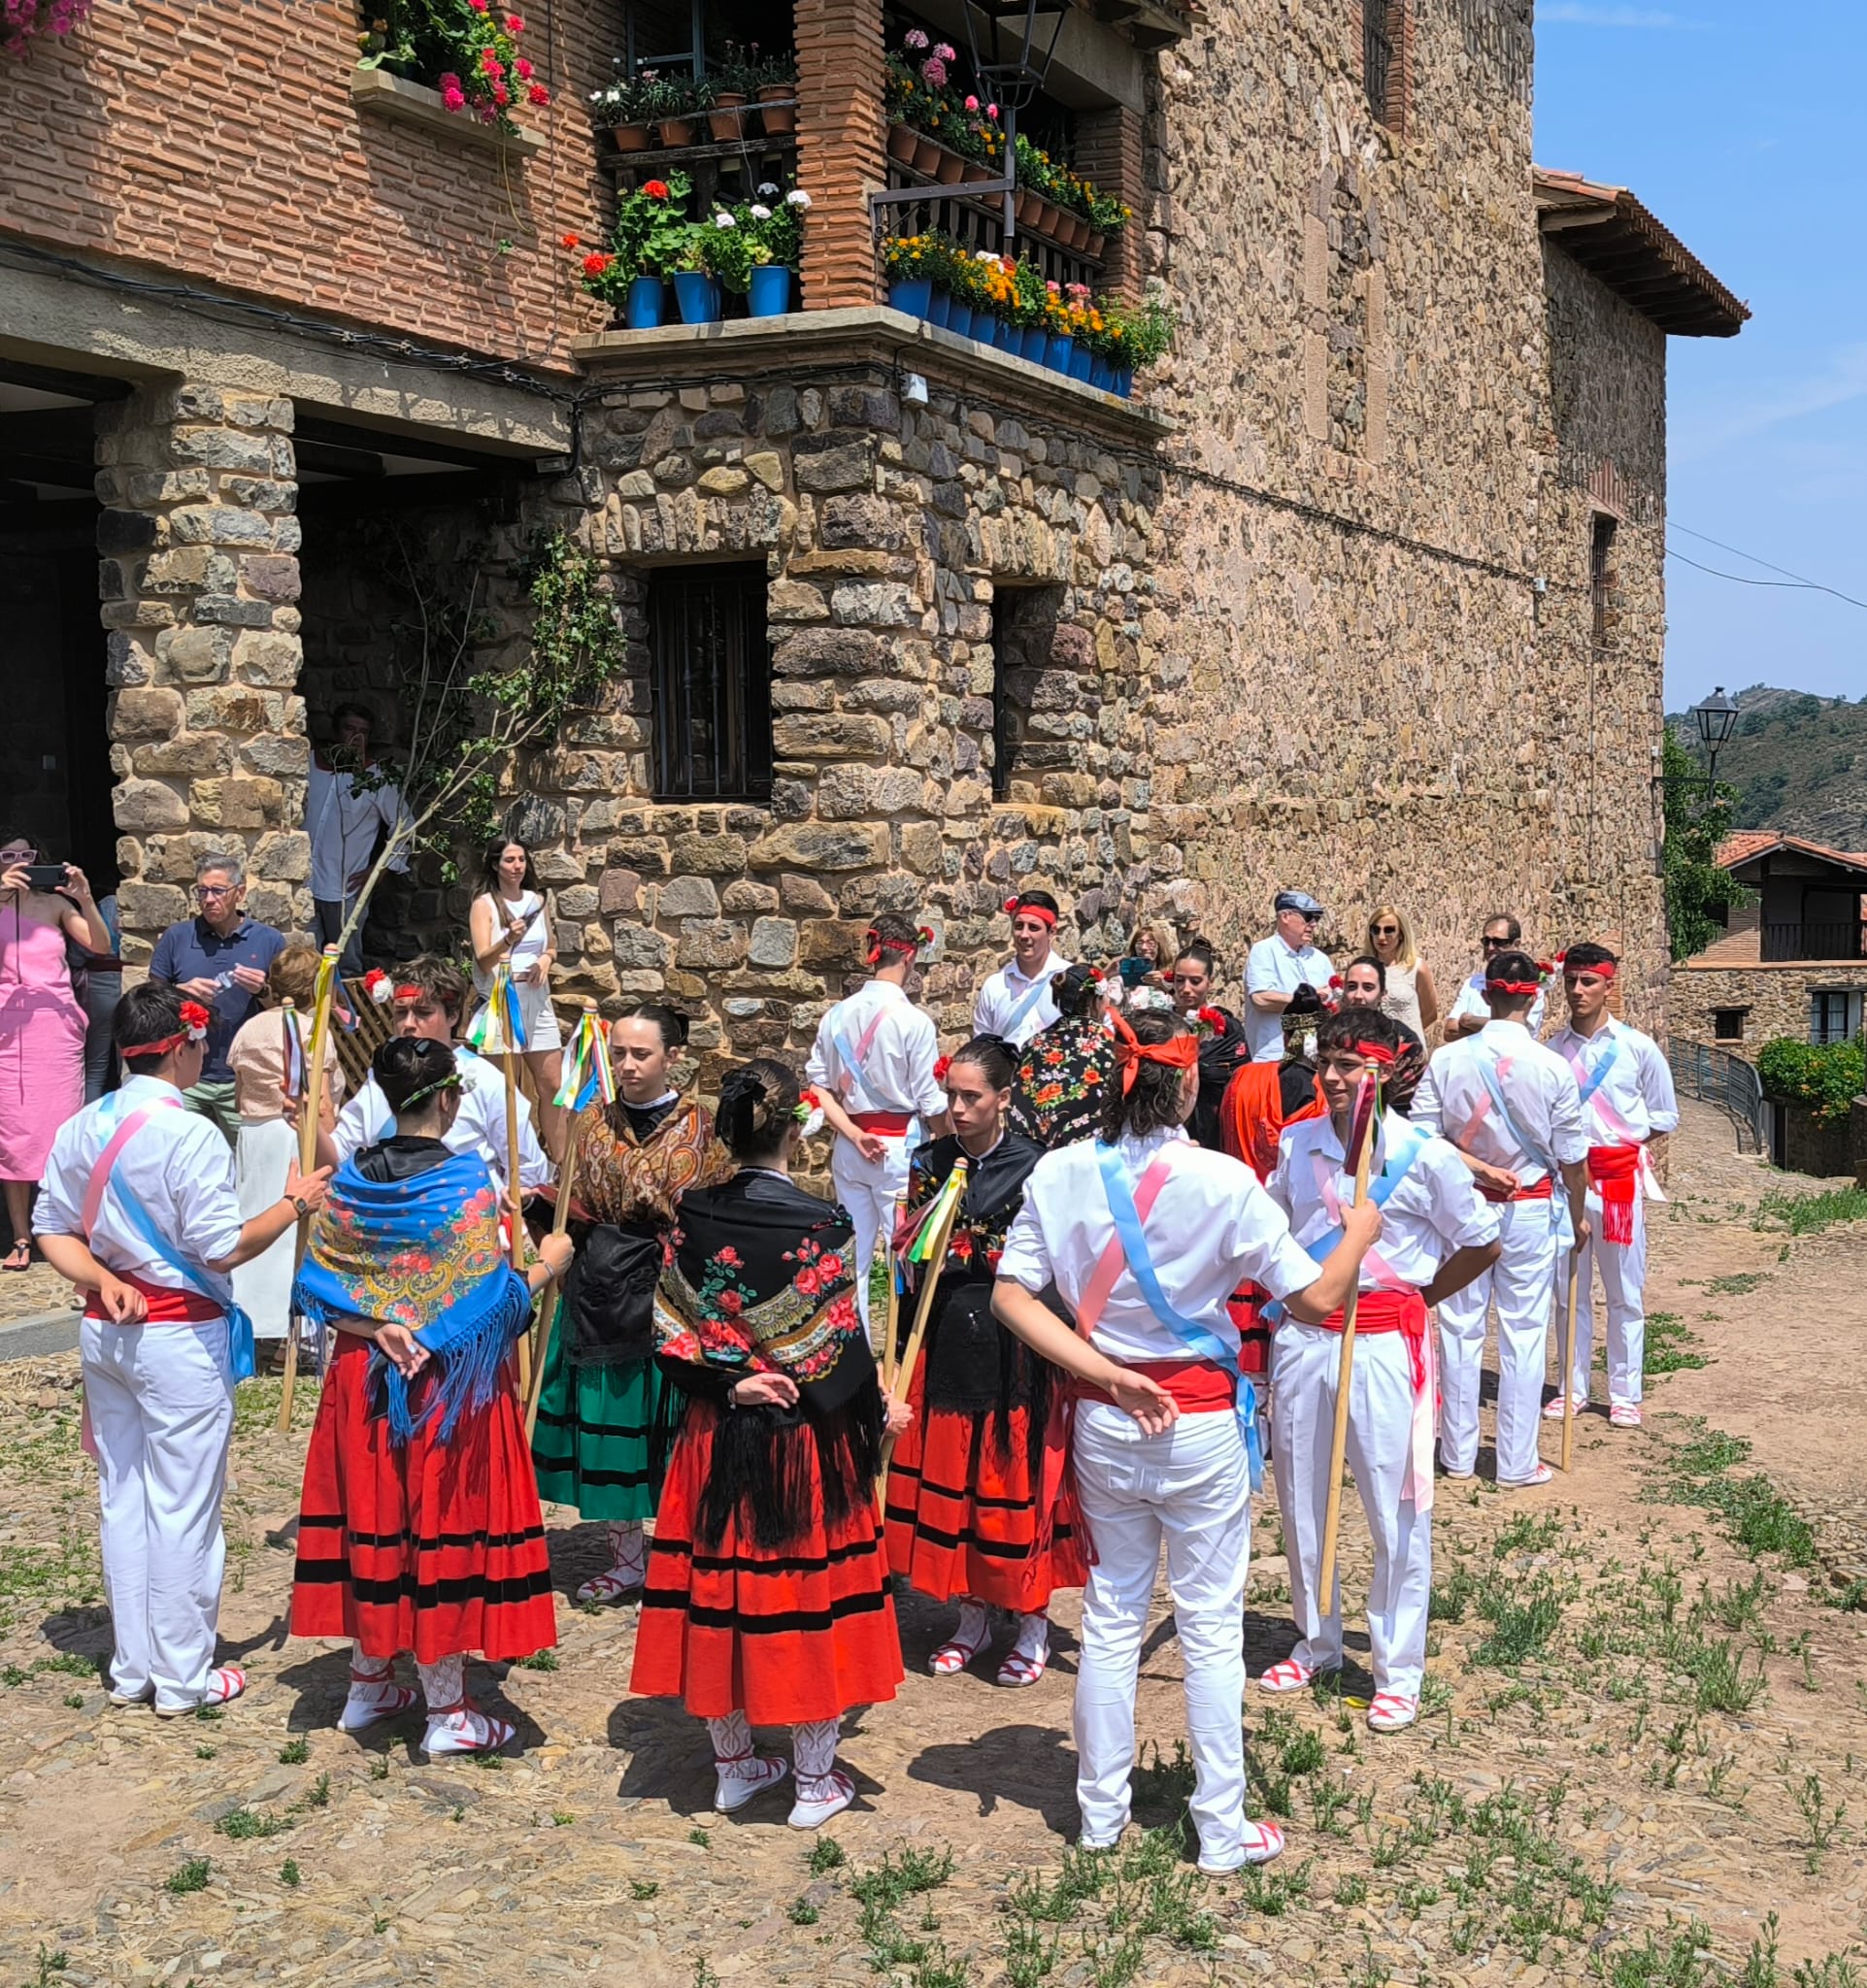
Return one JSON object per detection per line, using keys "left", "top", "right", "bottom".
{"left": 1, "top": 1101, "right": 1865, "bottom": 1985}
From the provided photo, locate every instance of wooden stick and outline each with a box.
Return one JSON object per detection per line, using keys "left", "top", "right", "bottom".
{"left": 1315, "top": 1098, "right": 1378, "bottom": 1622}
{"left": 502, "top": 1023, "right": 530, "bottom": 1398}
{"left": 879, "top": 1193, "right": 909, "bottom": 1393}
{"left": 1560, "top": 1257, "right": 1579, "bottom": 1474}
{"left": 523, "top": 999, "right": 598, "bottom": 1441}
{"left": 876, "top": 1159, "right": 969, "bottom": 1515}
{"left": 278, "top": 950, "right": 340, "bottom": 1434}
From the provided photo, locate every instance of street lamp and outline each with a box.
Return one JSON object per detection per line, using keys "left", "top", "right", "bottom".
{"left": 1691, "top": 686, "right": 1739, "bottom": 781}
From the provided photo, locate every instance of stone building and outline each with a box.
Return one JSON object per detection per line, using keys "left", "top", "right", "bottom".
{"left": 0, "top": 0, "right": 1746, "bottom": 1072}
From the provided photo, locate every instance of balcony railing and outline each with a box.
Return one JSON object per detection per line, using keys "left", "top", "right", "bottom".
{"left": 1762, "top": 920, "right": 1867, "bottom": 962}
{"left": 879, "top": 161, "right": 1108, "bottom": 295}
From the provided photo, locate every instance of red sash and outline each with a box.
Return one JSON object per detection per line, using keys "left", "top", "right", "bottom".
{"left": 1069, "top": 1357, "right": 1235, "bottom": 1415}
{"left": 83, "top": 1270, "right": 222, "bottom": 1325}
{"left": 1478, "top": 1174, "right": 1552, "bottom": 1207}
{"left": 850, "top": 1110, "right": 913, "bottom": 1136}
{"left": 1314, "top": 1285, "right": 1429, "bottom": 1392}
{"left": 1585, "top": 1142, "right": 1641, "bottom": 1245}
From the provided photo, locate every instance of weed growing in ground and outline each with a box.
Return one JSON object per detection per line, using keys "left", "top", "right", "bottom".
{"left": 1755, "top": 1185, "right": 1867, "bottom": 1235}
{"left": 1596, "top": 1914, "right": 1715, "bottom": 1985}
{"left": 1794, "top": 1772, "right": 1847, "bottom": 1872}
{"left": 280, "top": 1858, "right": 301, "bottom": 1887}
{"left": 278, "top": 1737, "right": 309, "bottom": 1765}
{"left": 1656, "top": 1421, "right": 1816, "bottom": 1566}
{"left": 1643, "top": 1312, "right": 1711, "bottom": 1375}
{"left": 808, "top": 1836, "right": 847, "bottom": 1874}
{"left": 516, "top": 1649, "right": 559, "bottom": 1672}
{"left": 216, "top": 1806, "right": 289, "bottom": 1841}
{"left": 164, "top": 1856, "right": 212, "bottom": 1895}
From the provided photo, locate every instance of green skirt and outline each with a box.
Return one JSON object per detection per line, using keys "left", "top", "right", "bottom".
{"left": 530, "top": 1316, "right": 664, "bottom": 1524}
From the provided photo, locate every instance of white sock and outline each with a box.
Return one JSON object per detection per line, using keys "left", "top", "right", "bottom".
{"left": 952, "top": 1597, "right": 990, "bottom": 1651}
{"left": 1011, "top": 1611, "right": 1050, "bottom": 1665}
{"left": 708, "top": 1710, "right": 753, "bottom": 1765}
{"left": 607, "top": 1520, "right": 646, "bottom": 1572}
{"left": 793, "top": 1717, "right": 841, "bottom": 1786}
{"left": 417, "top": 1654, "right": 465, "bottom": 1715}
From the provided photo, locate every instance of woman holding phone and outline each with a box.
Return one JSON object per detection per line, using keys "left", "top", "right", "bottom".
{"left": 0, "top": 827, "right": 112, "bottom": 1270}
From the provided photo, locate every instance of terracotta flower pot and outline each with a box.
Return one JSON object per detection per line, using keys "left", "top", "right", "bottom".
{"left": 912, "top": 133, "right": 943, "bottom": 176}
{"left": 1015, "top": 188, "right": 1040, "bottom": 227}
{"left": 886, "top": 121, "right": 918, "bottom": 165}
{"left": 707, "top": 93, "right": 747, "bottom": 141}
{"left": 757, "top": 83, "right": 796, "bottom": 136}
{"left": 961, "top": 157, "right": 993, "bottom": 184}
{"left": 934, "top": 144, "right": 965, "bottom": 185}
{"left": 1034, "top": 199, "right": 1061, "bottom": 240}
{"left": 1084, "top": 229, "right": 1106, "bottom": 260}
{"left": 612, "top": 121, "right": 651, "bottom": 151}
{"left": 656, "top": 116, "right": 698, "bottom": 147}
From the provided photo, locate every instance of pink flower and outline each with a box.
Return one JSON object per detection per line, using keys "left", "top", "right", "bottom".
{"left": 527, "top": 82, "right": 550, "bottom": 104}
{"left": 468, "top": 0, "right": 487, "bottom": 9}
{"left": 1046, "top": 279, "right": 1059, "bottom": 293}
{"left": 439, "top": 72, "right": 468, "bottom": 112}
{"left": 920, "top": 55, "right": 947, "bottom": 85}
{"left": 934, "top": 41, "right": 955, "bottom": 59}
{"left": 986, "top": 103, "right": 999, "bottom": 118}
{"left": 514, "top": 55, "right": 533, "bottom": 79}
{"left": 492, "top": 82, "right": 510, "bottom": 105}
{"left": 506, "top": 12, "right": 524, "bottom": 28}
{"left": 480, "top": 48, "right": 504, "bottom": 77}
{"left": 964, "top": 94, "right": 978, "bottom": 111}
{"left": 903, "top": 26, "right": 928, "bottom": 49}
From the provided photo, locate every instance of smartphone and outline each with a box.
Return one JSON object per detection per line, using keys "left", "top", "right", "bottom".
{"left": 23, "top": 864, "right": 68, "bottom": 892}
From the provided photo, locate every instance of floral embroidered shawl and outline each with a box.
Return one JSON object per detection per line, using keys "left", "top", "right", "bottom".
{"left": 1009, "top": 1015, "right": 1114, "bottom": 1149}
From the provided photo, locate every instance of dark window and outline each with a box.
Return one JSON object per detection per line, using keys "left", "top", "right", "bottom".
{"left": 1590, "top": 514, "right": 1617, "bottom": 646}
{"left": 648, "top": 565, "right": 772, "bottom": 802}
{"left": 1809, "top": 990, "right": 1854, "bottom": 1045}
{"left": 990, "top": 643, "right": 1017, "bottom": 802}
{"left": 1363, "top": 0, "right": 1396, "bottom": 123}
{"left": 1712, "top": 1007, "right": 1746, "bottom": 1043}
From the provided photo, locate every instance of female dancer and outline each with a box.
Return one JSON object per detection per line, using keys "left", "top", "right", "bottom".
{"left": 532, "top": 1005, "right": 731, "bottom": 1603}
{"left": 290, "top": 1035, "right": 571, "bottom": 1756}
{"left": 631, "top": 1057, "right": 910, "bottom": 1829}
{"left": 885, "top": 1036, "right": 1085, "bottom": 1685}
{"left": 1010, "top": 964, "right": 1115, "bottom": 1150}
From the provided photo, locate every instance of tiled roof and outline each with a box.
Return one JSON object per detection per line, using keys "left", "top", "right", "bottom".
{"left": 1533, "top": 168, "right": 1749, "bottom": 337}
{"left": 1714, "top": 831, "right": 1867, "bottom": 876}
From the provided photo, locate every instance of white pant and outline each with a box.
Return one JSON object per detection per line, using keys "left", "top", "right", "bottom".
{"left": 1271, "top": 1322, "right": 1430, "bottom": 1697}
{"left": 1437, "top": 1198, "right": 1559, "bottom": 1483}
{"left": 81, "top": 1319, "right": 235, "bottom": 1709}
{"left": 1559, "top": 1189, "right": 1646, "bottom": 1408}
{"left": 831, "top": 1134, "right": 912, "bottom": 1331}
{"left": 1071, "top": 1403, "right": 1254, "bottom": 1868}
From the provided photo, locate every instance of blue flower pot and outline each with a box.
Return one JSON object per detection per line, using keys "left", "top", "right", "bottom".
{"left": 946, "top": 301, "right": 975, "bottom": 340}
{"left": 927, "top": 287, "right": 952, "bottom": 329}
{"left": 1089, "top": 354, "right": 1116, "bottom": 393}
{"left": 750, "top": 265, "right": 795, "bottom": 317}
{"left": 623, "top": 276, "right": 666, "bottom": 329}
{"left": 1067, "top": 342, "right": 1093, "bottom": 381}
{"left": 1114, "top": 364, "right": 1134, "bottom": 399}
{"left": 1022, "top": 326, "right": 1048, "bottom": 363}
{"left": 1046, "top": 333, "right": 1074, "bottom": 373}
{"left": 977, "top": 315, "right": 1003, "bottom": 348}
{"left": 887, "top": 276, "right": 933, "bottom": 319}
{"left": 672, "top": 271, "right": 721, "bottom": 324}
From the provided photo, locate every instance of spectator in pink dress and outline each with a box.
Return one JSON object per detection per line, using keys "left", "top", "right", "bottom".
{"left": 0, "top": 827, "right": 112, "bottom": 1271}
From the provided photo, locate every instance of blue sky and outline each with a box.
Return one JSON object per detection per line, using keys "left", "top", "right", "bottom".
{"left": 1533, "top": 1, "right": 1865, "bottom": 707}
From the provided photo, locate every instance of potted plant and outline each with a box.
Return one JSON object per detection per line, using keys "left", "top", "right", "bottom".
{"left": 742, "top": 47, "right": 798, "bottom": 135}
{"left": 744, "top": 185, "right": 810, "bottom": 315}
{"left": 575, "top": 172, "right": 696, "bottom": 328}
{"left": 883, "top": 231, "right": 938, "bottom": 319}
{"left": 638, "top": 68, "right": 704, "bottom": 148}
{"left": 589, "top": 69, "right": 655, "bottom": 149}
{"left": 359, "top": 0, "right": 550, "bottom": 135}
{"left": 707, "top": 42, "right": 755, "bottom": 138}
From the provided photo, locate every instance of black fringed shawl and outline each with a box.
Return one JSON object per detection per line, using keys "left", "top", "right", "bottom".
{"left": 653, "top": 1170, "right": 882, "bottom": 1551}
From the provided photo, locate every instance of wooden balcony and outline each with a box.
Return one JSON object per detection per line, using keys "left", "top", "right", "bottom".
{"left": 1762, "top": 920, "right": 1867, "bottom": 963}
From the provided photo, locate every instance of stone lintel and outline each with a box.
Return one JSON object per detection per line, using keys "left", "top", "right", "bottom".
{"left": 349, "top": 68, "right": 546, "bottom": 158}
{"left": 571, "top": 309, "right": 1176, "bottom": 443}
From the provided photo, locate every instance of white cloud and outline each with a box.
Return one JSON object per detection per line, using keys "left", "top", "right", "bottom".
{"left": 1540, "top": 5, "right": 1702, "bottom": 25}
{"left": 1676, "top": 344, "right": 1867, "bottom": 460}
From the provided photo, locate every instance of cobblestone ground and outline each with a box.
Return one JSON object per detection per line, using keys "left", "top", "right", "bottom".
{"left": 2, "top": 1101, "right": 1864, "bottom": 1986}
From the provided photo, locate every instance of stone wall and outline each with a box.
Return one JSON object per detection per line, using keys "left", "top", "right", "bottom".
{"left": 1672, "top": 963, "right": 1867, "bottom": 1054}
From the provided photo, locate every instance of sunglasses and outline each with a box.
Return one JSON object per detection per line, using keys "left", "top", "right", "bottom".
{"left": 1371, "top": 923, "right": 1399, "bottom": 936}
{"left": 1481, "top": 935, "right": 1512, "bottom": 949}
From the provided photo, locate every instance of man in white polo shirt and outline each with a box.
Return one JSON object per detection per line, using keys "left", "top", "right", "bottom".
{"left": 1244, "top": 891, "right": 1336, "bottom": 1064}
{"left": 1444, "top": 912, "right": 1547, "bottom": 1040}
{"left": 974, "top": 889, "right": 1073, "bottom": 1050}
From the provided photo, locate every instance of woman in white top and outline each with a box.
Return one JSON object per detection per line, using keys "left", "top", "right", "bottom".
{"left": 1365, "top": 905, "right": 1438, "bottom": 1044}
{"left": 468, "top": 837, "right": 565, "bottom": 1159}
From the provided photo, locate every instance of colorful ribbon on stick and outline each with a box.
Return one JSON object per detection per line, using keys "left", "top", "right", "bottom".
{"left": 465, "top": 962, "right": 529, "bottom": 1057}
{"left": 552, "top": 1006, "right": 617, "bottom": 1111}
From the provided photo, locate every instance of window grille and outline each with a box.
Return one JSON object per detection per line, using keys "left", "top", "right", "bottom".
{"left": 649, "top": 565, "right": 773, "bottom": 801}
{"left": 1364, "top": 0, "right": 1396, "bottom": 123}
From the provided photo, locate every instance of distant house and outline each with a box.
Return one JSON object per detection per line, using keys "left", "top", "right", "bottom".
{"left": 1672, "top": 833, "right": 1867, "bottom": 1053}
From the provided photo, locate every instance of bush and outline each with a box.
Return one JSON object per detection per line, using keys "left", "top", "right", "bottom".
{"left": 1756, "top": 1035, "right": 1865, "bottom": 1126}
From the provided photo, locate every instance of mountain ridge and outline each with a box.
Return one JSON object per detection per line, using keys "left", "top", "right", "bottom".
{"left": 1666, "top": 683, "right": 1867, "bottom": 853}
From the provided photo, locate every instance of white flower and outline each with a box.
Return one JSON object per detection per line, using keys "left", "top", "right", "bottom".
{"left": 976, "top": 248, "right": 997, "bottom": 260}
{"left": 714, "top": 212, "right": 736, "bottom": 228}
{"left": 785, "top": 188, "right": 812, "bottom": 209}
{"left": 757, "top": 181, "right": 780, "bottom": 197}
{"left": 750, "top": 203, "right": 773, "bottom": 220}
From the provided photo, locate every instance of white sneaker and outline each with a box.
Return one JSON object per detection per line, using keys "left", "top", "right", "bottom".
{"left": 715, "top": 1753, "right": 789, "bottom": 1812}
{"left": 1198, "top": 1820, "right": 1284, "bottom": 1873}
{"left": 340, "top": 1676, "right": 419, "bottom": 1732}
{"left": 421, "top": 1706, "right": 515, "bottom": 1757}
{"left": 788, "top": 1768, "right": 855, "bottom": 1829}
{"left": 1542, "top": 1394, "right": 1585, "bottom": 1420}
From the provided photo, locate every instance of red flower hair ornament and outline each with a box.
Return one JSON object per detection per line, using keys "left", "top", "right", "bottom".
{"left": 180, "top": 1002, "right": 211, "bottom": 1042}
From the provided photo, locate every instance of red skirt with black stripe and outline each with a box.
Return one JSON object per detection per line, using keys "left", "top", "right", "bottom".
{"left": 290, "top": 1335, "right": 558, "bottom": 1665}
{"left": 883, "top": 1360, "right": 1087, "bottom": 1612}
{"left": 629, "top": 1400, "right": 903, "bottom": 1724}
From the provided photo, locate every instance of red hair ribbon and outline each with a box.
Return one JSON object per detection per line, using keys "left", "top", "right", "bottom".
{"left": 124, "top": 1001, "right": 210, "bottom": 1058}
{"left": 933, "top": 1054, "right": 952, "bottom": 1082}
{"left": 1490, "top": 979, "right": 1543, "bottom": 996}
{"left": 120, "top": 1030, "right": 188, "bottom": 1059}
{"left": 362, "top": 968, "right": 393, "bottom": 1005}
{"left": 1355, "top": 1041, "right": 1397, "bottom": 1068}
{"left": 865, "top": 927, "right": 920, "bottom": 965}
{"left": 1108, "top": 1009, "right": 1201, "bottom": 1095}
{"left": 1565, "top": 959, "right": 1617, "bottom": 980}
{"left": 1004, "top": 897, "right": 1057, "bottom": 926}
{"left": 393, "top": 983, "right": 423, "bottom": 1003}
{"left": 1087, "top": 965, "right": 1105, "bottom": 982}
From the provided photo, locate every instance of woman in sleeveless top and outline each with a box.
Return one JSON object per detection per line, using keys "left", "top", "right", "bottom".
{"left": 1366, "top": 905, "right": 1438, "bottom": 1044}
{"left": 468, "top": 836, "right": 564, "bottom": 1158}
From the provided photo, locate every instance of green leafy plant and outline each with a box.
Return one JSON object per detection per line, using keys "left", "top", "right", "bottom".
{"left": 356, "top": 0, "right": 550, "bottom": 133}
{"left": 573, "top": 169, "right": 695, "bottom": 301}
{"left": 1756, "top": 1035, "right": 1865, "bottom": 1127}
{"left": 743, "top": 184, "right": 811, "bottom": 269}
{"left": 1660, "top": 732, "right": 1748, "bottom": 958}
{"left": 164, "top": 1856, "right": 212, "bottom": 1895}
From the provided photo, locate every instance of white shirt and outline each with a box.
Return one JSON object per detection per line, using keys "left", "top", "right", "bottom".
{"left": 306, "top": 761, "right": 410, "bottom": 903}
{"left": 974, "top": 948, "right": 1073, "bottom": 1048}
{"left": 35, "top": 1077, "right": 245, "bottom": 1303}
{"left": 1243, "top": 935, "right": 1335, "bottom": 1062}
{"left": 1269, "top": 1110, "right": 1499, "bottom": 1293}
{"left": 1449, "top": 967, "right": 1547, "bottom": 1038}
{"left": 1547, "top": 1018, "right": 1679, "bottom": 1183}
{"left": 999, "top": 1126, "right": 1320, "bottom": 1368}
{"left": 805, "top": 979, "right": 944, "bottom": 1118}
{"left": 471, "top": 890, "right": 550, "bottom": 999}
{"left": 334, "top": 1047, "right": 550, "bottom": 1192}
{"left": 1410, "top": 1020, "right": 1588, "bottom": 1186}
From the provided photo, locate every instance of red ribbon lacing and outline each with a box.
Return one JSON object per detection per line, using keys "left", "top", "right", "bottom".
{"left": 1108, "top": 1009, "right": 1200, "bottom": 1095}
{"left": 1488, "top": 979, "right": 1543, "bottom": 996}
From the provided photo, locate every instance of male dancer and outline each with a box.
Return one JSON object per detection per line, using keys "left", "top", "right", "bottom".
{"left": 35, "top": 983, "right": 331, "bottom": 1714}
{"left": 1262, "top": 1010, "right": 1499, "bottom": 1729}
{"left": 1410, "top": 949, "right": 1588, "bottom": 1488}
{"left": 974, "top": 890, "right": 1074, "bottom": 1049}
{"left": 1544, "top": 944, "right": 1678, "bottom": 1429}
{"left": 327, "top": 956, "right": 549, "bottom": 1199}
{"left": 806, "top": 912, "right": 947, "bottom": 1327}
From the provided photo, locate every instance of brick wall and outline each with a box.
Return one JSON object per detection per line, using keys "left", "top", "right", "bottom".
{"left": 794, "top": 0, "right": 887, "bottom": 309}
{"left": 0, "top": 0, "right": 625, "bottom": 370}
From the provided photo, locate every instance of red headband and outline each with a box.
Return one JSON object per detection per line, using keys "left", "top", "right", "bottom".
{"left": 393, "top": 984, "right": 424, "bottom": 1003}
{"left": 1489, "top": 979, "right": 1542, "bottom": 997}
{"left": 1108, "top": 1010, "right": 1201, "bottom": 1095}
{"left": 122, "top": 1000, "right": 211, "bottom": 1060}
{"left": 1354, "top": 1041, "right": 1396, "bottom": 1067}
{"left": 864, "top": 928, "right": 923, "bottom": 965}
{"left": 1005, "top": 897, "right": 1057, "bottom": 927}
{"left": 1564, "top": 961, "right": 1617, "bottom": 980}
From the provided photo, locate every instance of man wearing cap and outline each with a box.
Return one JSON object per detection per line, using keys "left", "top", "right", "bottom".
{"left": 1445, "top": 913, "right": 1547, "bottom": 1041}
{"left": 974, "top": 890, "right": 1074, "bottom": 1050}
{"left": 1243, "top": 892, "right": 1336, "bottom": 1065}
{"left": 1544, "top": 944, "right": 1677, "bottom": 1431}
{"left": 1409, "top": 949, "right": 1588, "bottom": 1488}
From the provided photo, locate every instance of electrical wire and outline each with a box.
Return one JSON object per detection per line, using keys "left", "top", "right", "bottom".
{"left": 1666, "top": 527, "right": 1867, "bottom": 613}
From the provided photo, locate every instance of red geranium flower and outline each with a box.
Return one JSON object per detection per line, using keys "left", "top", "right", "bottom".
{"left": 644, "top": 179, "right": 670, "bottom": 200}
{"left": 583, "top": 251, "right": 614, "bottom": 276}
{"left": 527, "top": 83, "right": 550, "bottom": 105}
{"left": 561, "top": 232, "right": 580, "bottom": 248}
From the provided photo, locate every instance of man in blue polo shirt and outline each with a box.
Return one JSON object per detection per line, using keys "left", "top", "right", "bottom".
{"left": 148, "top": 851, "right": 285, "bottom": 1143}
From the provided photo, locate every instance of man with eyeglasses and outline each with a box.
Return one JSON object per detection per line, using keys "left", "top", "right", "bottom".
{"left": 1444, "top": 914, "right": 1546, "bottom": 1041}
{"left": 1243, "top": 891, "right": 1336, "bottom": 1065}
{"left": 148, "top": 854, "right": 285, "bottom": 1143}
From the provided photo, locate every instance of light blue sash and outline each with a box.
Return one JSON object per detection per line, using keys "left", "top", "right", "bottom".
{"left": 1572, "top": 1029, "right": 1622, "bottom": 1105}
{"left": 1092, "top": 1143, "right": 1262, "bottom": 1491}
{"left": 1262, "top": 1119, "right": 1432, "bottom": 1326}
{"left": 1473, "top": 1047, "right": 1571, "bottom": 1246}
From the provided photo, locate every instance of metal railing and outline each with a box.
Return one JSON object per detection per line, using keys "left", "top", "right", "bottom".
{"left": 1667, "top": 1037, "right": 1767, "bottom": 1154}
{"left": 1762, "top": 920, "right": 1867, "bottom": 962}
